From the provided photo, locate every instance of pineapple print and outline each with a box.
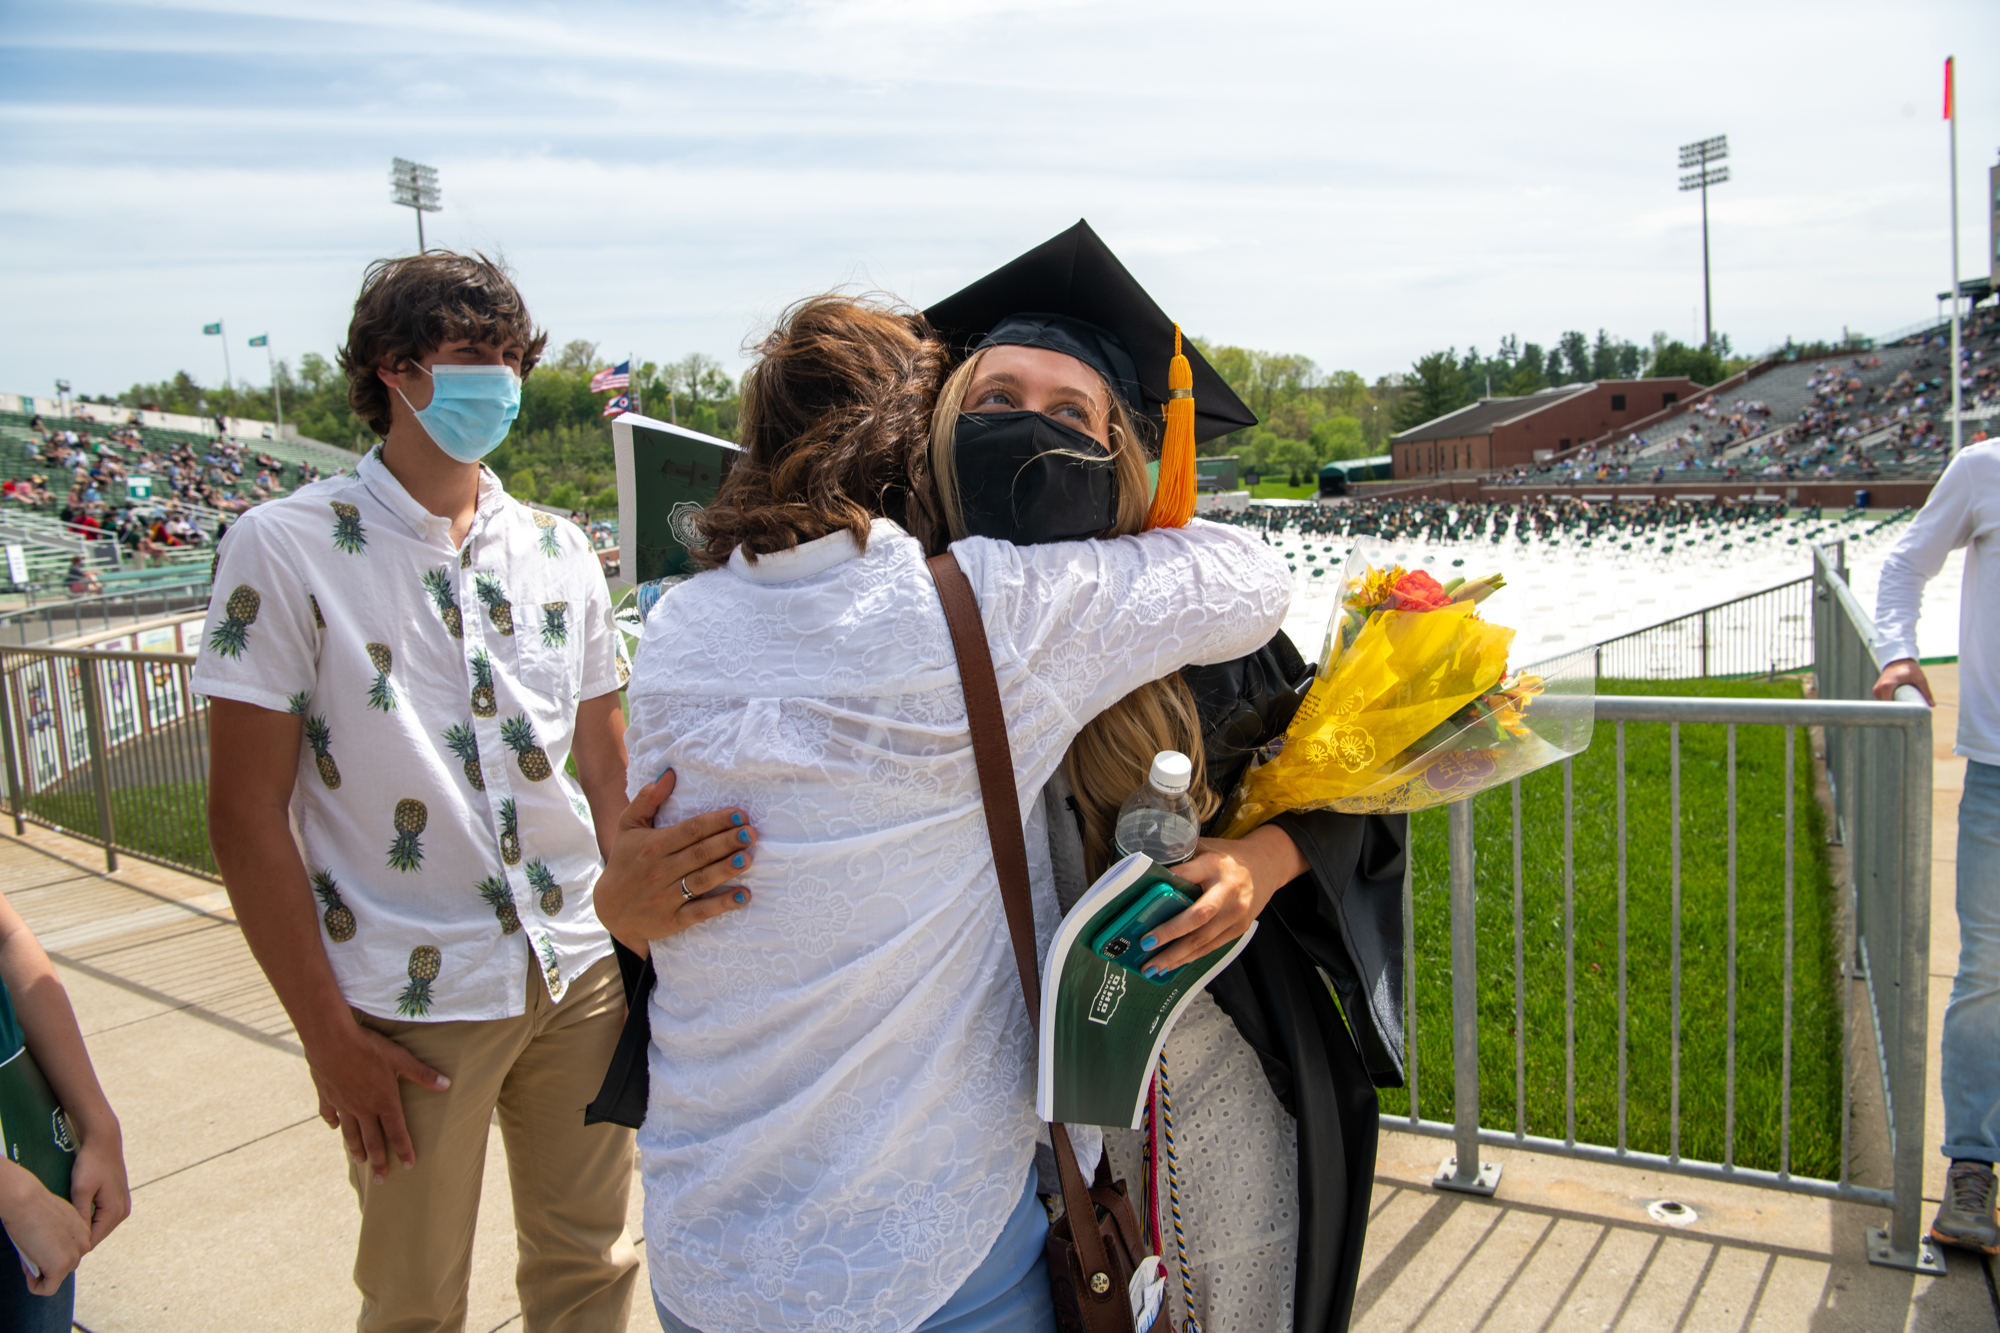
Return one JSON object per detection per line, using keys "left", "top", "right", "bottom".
{"left": 208, "top": 584, "right": 261, "bottom": 659}
{"left": 500, "top": 714, "right": 551, "bottom": 782}
{"left": 443, "top": 722, "right": 483, "bottom": 791}
{"left": 538, "top": 935, "right": 560, "bottom": 990}
{"left": 309, "top": 593, "right": 326, "bottom": 629}
{"left": 311, "top": 869, "right": 356, "bottom": 943}
{"left": 304, "top": 714, "right": 341, "bottom": 789}
{"left": 470, "top": 650, "right": 497, "bottom": 718}
{"left": 365, "top": 642, "right": 396, "bottom": 712}
{"left": 459, "top": 540, "right": 472, "bottom": 570}
{"left": 422, "top": 569, "right": 463, "bottom": 638}
{"left": 477, "top": 875, "right": 520, "bottom": 936}
{"left": 498, "top": 798, "right": 521, "bottom": 865}
{"left": 397, "top": 945, "right": 442, "bottom": 1017}
{"left": 533, "top": 510, "right": 561, "bottom": 558}
{"left": 285, "top": 690, "right": 308, "bottom": 715}
{"left": 527, "top": 860, "right": 563, "bottom": 916}
{"left": 539, "top": 602, "right": 569, "bottom": 649}
{"left": 330, "top": 501, "right": 367, "bottom": 555}
{"left": 476, "top": 572, "right": 514, "bottom": 636}
{"left": 387, "top": 797, "right": 427, "bottom": 872}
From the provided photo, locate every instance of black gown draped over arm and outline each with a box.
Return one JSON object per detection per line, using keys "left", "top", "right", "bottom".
{"left": 1181, "top": 630, "right": 1407, "bottom": 1333}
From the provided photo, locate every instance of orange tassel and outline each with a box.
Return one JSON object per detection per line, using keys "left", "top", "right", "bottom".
{"left": 1145, "top": 325, "right": 1196, "bottom": 529}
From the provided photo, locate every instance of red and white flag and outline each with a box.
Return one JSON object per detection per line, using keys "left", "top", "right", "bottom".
{"left": 601, "top": 393, "right": 630, "bottom": 418}
{"left": 590, "top": 360, "right": 631, "bottom": 393}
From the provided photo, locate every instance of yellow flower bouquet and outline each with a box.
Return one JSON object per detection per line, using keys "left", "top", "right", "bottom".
{"left": 1217, "top": 544, "right": 1594, "bottom": 836}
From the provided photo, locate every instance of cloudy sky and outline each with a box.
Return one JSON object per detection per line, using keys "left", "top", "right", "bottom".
{"left": 2, "top": 0, "right": 1994, "bottom": 401}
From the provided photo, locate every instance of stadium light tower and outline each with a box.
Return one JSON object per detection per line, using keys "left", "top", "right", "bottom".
{"left": 1679, "top": 134, "right": 1730, "bottom": 351}
{"left": 390, "top": 158, "right": 442, "bottom": 251}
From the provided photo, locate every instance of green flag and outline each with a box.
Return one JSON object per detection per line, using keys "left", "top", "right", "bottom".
{"left": 202, "top": 323, "right": 222, "bottom": 336}
{"left": 248, "top": 334, "right": 267, "bottom": 348}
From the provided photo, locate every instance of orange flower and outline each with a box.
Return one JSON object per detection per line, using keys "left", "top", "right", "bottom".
{"left": 1387, "top": 569, "right": 1452, "bottom": 612}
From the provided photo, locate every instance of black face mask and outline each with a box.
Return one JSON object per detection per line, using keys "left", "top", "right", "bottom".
{"left": 952, "top": 411, "right": 1120, "bottom": 546}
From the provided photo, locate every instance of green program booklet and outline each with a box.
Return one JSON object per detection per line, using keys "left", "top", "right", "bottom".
{"left": 611, "top": 411, "right": 743, "bottom": 587}
{"left": 1038, "top": 852, "right": 1255, "bottom": 1129}
{"left": 0, "top": 1043, "right": 74, "bottom": 1195}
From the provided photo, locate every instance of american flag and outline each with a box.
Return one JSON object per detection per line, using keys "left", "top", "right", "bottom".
{"left": 601, "top": 393, "right": 630, "bottom": 418}
{"left": 589, "top": 360, "right": 631, "bottom": 394}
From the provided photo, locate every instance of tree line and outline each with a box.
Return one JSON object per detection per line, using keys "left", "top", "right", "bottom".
{"left": 87, "top": 322, "right": 1782, "bottom": 506}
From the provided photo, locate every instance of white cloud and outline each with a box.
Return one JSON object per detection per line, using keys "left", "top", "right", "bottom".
{"left": 2, "top": 0, "right": 1995, "bottom": 400}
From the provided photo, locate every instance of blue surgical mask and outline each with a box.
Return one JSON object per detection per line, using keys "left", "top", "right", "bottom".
{"left": 397, "top": 363, "right": 520, "bottom": 462}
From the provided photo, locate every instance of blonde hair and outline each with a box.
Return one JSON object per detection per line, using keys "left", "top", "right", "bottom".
{"left": 925, "top": 348, "right": 1219, "bottom": 880}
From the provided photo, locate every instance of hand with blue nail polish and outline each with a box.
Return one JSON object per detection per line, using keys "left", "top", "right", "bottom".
{"left": 594, "top": 769, "right": 757, "bottom": 952}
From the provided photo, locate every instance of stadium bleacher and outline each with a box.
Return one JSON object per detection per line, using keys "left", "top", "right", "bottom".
{"left": 1500, "top": 306, "right": 1998, "bottom": 489}
{"left": 0, "top": 405, "right": 355, "bottom": 595}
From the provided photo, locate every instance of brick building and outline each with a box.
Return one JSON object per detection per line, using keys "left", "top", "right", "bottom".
{"left": 1390, "top": 378, "right": 1701, "bottom": 479}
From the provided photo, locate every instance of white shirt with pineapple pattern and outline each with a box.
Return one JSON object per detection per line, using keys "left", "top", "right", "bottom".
{"left": 191, "top": 447, "right": 626, "bottom": 1022}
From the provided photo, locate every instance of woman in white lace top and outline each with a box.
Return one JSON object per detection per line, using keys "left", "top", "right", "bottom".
{"left": 612, "top": 294, "right": 1291, "bottom": 1333}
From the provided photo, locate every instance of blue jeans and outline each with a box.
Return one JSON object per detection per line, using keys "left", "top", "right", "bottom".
{"left": 1942, "top": 759, "right": 2000, "bottom": 1162}
{"left": 652, "top": 1171, "right": 1056, "bottom": 1333}
{"left": 0, "top": 1220, "right": 76, "bottom": 1333}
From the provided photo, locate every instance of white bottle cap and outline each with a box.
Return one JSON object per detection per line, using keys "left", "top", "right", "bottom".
{"left": 1149, "top": 750, "right": 1193, "bottom": 795}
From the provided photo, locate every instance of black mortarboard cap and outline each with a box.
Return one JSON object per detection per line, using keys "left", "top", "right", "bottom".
{"left": 924, "top": 220, "right": 1257, "bottom": 445}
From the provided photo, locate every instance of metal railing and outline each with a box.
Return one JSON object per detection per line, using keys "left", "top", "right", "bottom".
{"left": 1412, "top": 548, "right": 1941, "bottom": 1274}
{"left": 0, "top": 578, "right": 213, "bottom": 647}
{"left": 1591, "top": 575, "right": 1815, "bottom": 680}
{"left": 0, "top": 644, "right": 214, "bottom": 879}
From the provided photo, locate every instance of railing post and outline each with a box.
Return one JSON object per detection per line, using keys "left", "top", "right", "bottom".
{"left": 0, "top": 656, "right": 23, "bottom": 835}
{"left": 75, "top": 656, "right": 118, "bottom": 873}
{"left": 1867, "top": 701, "right": 1943, "bottom": 1273}
{"left": 1435, "top": 797, "right": 1501, "bottom": 1195}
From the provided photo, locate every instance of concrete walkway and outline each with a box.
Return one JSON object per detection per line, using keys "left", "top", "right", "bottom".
{"left": 0, "top": 665, "right": 1990, "bottom": 1330}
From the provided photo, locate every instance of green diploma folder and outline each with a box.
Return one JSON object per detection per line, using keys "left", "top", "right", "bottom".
{"left": 1038, "top": 852, "right": 1255, "bottom": 1128}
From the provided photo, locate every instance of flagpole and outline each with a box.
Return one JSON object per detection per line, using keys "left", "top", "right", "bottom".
{"left": 1948, "top": 55, "right": 1963, "bottom": 455}
{"left": 630, "top": 350, "right": 640, "bottom": 417}
{"left": 219, "top": 319, "right": 234, "bottom": 433}
{"left": 267, "top": 340, "right": 284, "bottom": 435}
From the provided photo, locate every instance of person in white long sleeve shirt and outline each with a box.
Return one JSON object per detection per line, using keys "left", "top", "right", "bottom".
{"left": 606, "top": 295, "right": 1292, "bottom": 1333}
{"left": 1872, "top": 438, "right": 2000, "bottom": 1253}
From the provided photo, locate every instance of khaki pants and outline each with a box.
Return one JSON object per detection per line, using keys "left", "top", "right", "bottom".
{"left": 348, "top": 953, "right": 639, "bottom": 1333}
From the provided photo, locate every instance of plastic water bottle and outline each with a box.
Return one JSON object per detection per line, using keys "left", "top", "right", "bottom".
{"left": 1113, "top": 751, "right": 1201, "bottom": 867}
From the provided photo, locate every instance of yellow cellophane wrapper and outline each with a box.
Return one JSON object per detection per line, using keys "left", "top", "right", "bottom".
{"left": 1218, "top": 600, "right": 1514, "bottom": 839}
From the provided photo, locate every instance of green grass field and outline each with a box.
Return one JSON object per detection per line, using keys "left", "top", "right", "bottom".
{"left": 1246, "top": 480, "right": 1319, "bottom": 500}
{"left": 1403, "top": 676, "right": 1841, "bottom": 1179}
{"left": 27, "top": 781, "right": 215, "bottom": 876}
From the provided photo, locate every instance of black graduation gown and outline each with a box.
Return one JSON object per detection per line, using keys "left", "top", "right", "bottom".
{"left": 1180, "top": 631, "right": 1407, "bottom": 1333}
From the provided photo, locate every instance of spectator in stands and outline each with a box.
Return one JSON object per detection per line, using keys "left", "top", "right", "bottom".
{"left": 0, "top": 888, "right": 133, "bottom": 1329}
{"left": 63, "top": 556, "right": 98, "bottom": 597}
{"left": 1874, "top": 433, "right": 2000, "bottom": 1255}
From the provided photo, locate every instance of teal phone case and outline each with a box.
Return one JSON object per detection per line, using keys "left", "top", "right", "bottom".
{"left": 1089, "top": 874, "right": 1194, "bottom": 984}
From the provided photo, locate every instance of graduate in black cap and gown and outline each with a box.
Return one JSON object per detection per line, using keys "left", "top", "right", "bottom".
{"left": 914, "top": 221, "right": 1408, "bottom": 1333}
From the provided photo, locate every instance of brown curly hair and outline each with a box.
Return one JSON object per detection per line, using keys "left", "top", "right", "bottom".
{"left": 694, "top": 293, "right": 948, "bottom": 565}
{"left": 336, "top": 251, "right": 548, "bottom": 437}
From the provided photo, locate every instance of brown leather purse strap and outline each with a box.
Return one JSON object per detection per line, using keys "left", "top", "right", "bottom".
{"left": 926, "top": 551, "right": 1123, "bottom": 1320}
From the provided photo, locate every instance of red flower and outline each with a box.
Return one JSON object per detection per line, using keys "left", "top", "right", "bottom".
{"left": 1388, "top": 569, "right": 1452, "bottom": 612}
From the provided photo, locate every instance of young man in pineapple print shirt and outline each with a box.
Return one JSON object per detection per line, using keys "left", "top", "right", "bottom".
{"left": 195, "top": 253, "right": 756, "bottom": 1331}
